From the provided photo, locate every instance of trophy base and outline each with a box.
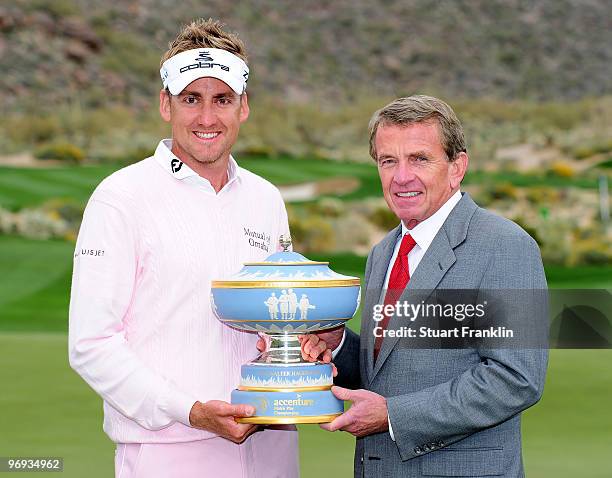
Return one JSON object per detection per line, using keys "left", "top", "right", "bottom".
{"left": 236, "top": 413, "right": 341, "bottom": 424}
{"left": 231, "top": 362, "right": 343, "bottom": 424}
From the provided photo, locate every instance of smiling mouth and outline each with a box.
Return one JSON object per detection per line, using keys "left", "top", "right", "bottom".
{"left": 395, "top": 192, "right": 422, "bottom": 198}
{"left": 193, "top": 131, "right": 220, "bottom": 140}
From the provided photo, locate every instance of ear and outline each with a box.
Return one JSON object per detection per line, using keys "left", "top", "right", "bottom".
{"left": 159, "top": 89, "right": 171, "bottom": 122}
{"left": 239, "top": 92, "right": 250, "bottom": 123}
{"left": 449, "top": 152, "right": 469, "bottom": 189}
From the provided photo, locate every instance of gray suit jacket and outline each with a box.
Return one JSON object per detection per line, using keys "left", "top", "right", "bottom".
{"left": 334, "top": 192, "right": 548, "bottom": 478}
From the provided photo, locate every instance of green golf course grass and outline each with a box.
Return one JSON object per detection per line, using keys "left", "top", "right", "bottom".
{"left": 0, "top": 236, "right": 610, "bottom": 477}
{"left": 0, "top": 334, "right": 610, "bottom": 477}
{"left": 0, "top": 159, "right": 601, "bottom": 211}
{"left": 0, "top": 159, "right": 381, "bottom": 211}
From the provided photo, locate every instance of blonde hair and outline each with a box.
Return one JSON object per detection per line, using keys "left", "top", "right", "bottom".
{"left": 160, "top": 18, "right": 247, "bottom": 67}
{"left": 368, "top": 95, "right": 467, "bottom": 161}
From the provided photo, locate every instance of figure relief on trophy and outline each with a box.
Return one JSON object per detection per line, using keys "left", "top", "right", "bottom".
{"left": 211, "top": 235, "right": 361, "bottom": 424}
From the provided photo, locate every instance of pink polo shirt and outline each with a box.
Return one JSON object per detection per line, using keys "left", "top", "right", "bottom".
{"left": 69, "top": 140, "right": 293, "bottom": 451}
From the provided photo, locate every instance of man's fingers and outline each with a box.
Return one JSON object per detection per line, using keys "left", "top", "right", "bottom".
{"left": 257, "top": 333, "right": 270, "bottom": 351}
{"left": 235, "top": 422, "right": 257, "bottom": 437}
{"left": 226, "top": 404, "right": 256, "bottom": 418}
{"left": 241, "top": 423, "right": 259, "bottom": 441}
{"left": 331, "top": 412, "right": 354, "bottom": 431}
{"left": 303, "top": 336, "right": 321, "bottom": 355}
{"left": 301, "top": 349, "right": 318, "bottom": 362}
{"left": 310, "top": 342, "right": 327, "bottom": 358}
{"left": 322, "top": 349, "right": 332, "bottom": 363}
{"left": 256, "top": 338, "right": 266, "bottom": 352}
{"left": 331, "top": 362, "right": 338, "bottom": 377}
{"left": 305, "top": 339, "right": 327, "bottom": 358}
{"left": 228, "top": 422, "right": 258, "bottom": 443}
{"left": 300, "top": 334, "right": 329, "bottom": 362}
{"left": 320, "top": 412, "right": 352, "bottom": 432}
{"left": 330, "top": 385, "right": 353, "bottom": 401}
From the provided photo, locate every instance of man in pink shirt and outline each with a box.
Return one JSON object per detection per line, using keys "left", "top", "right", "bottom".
{"left": 69, "top": 19, "right": 298, "bottom": 477}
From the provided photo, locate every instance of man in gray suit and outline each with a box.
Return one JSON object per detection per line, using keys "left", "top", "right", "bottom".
{"left": 304, "top": 95, "right": 548, "bottom": 477}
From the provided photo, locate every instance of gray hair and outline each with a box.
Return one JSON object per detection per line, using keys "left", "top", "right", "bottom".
{"left": 368, "top": 95, "right": 467, "bottom": 161}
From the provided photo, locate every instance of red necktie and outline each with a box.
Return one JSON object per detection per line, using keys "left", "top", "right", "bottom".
{"left": 374, "top": 234, "right": 417, "bottom": 362}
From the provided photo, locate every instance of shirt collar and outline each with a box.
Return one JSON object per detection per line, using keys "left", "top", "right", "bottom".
{"left": 153, "top": 139, "right": 241, "bottom": 189}
{"left": 401, "top": 190, "right": 462, "bottom": 253}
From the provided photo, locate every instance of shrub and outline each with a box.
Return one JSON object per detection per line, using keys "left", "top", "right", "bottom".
{"left": 289, "top": 215, "right": 335, "bottom": 253}
{"left": 526, "top": 187, "right": 561, "bottom": 205}
{"left": 0, "top": 208, "right": 17, "bottom": 235}
{"left": 34, "top": 143, "right": 85, "bottom": 163}
{"left": 333, "top": 213, "right": 372, "bottom": 252}
{"left": 25, "top": 0, "right": 80, "bottom": 18}
{"left": 571, "top": 230, "right": 612, "bottom": 266}
{"left": 11, "top": 209, "right": 70, "bottom": 240}
{"left": 101, "top": 32, "right": 159, "bottom": 80}
{"left": 41, "top": 199, "right": 84, "bottom": 229}
{"left": 308, "top": 198, "right": 345, "bottom": 218}
{"left": 538, "top": 220, "right": 573, "bottom": 266}
{"left": 4, "top": 115, "right": 62, "bottom": 145}
{"left": 95, "top": 146, "right": 155, "bottom": 165}
{"left": 579, "top": 248, "right": 612, "bottom": 266}
{"left": 511, "top": 217, "right": 542, "bottom": 246}
{"left": 476, "top": 182, "right": 520, "bottom": 205}
{"left": 572, "top": 146, "right": 599, "bottom": 160}
{"left": 548, "top": 162, "right": 575, "bottom": 178}
{"left": 368, "top": 206, "right": 399, "bottom": 231}
{"left": 571, "top": 139, "right": 612, "bottom": 160}
{"left": 490, "top": 183, "right": 520, "bottom": 201}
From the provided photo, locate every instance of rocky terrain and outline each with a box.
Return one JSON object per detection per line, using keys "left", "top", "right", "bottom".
{"left": 2, "top": 0, "right": 611, "bottom": 114}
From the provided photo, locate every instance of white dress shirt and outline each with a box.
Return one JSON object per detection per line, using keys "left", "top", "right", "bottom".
{"left": 384, "top": 190, "right": 463, "bottom": 289}
{"left": 385, "top": 190, "right": 462, "bottom": 440}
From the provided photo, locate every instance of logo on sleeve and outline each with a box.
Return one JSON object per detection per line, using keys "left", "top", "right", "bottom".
{"left": 74, "top": 248, "right": 105, "bottom": 258}
{"left": 171, "top": 159, "right": 183, "bottom": 173}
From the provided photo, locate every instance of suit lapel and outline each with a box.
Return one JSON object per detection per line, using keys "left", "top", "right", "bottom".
{"left": 370, "top": 193, "right": 479, "bottom": 379}
{"left": 364, "top": 225, "right": 401, "bottom": 382}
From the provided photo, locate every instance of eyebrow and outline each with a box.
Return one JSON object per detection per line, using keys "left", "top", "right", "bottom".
{"left": 178, "top": 90, "right": 202, "bottom": 98}
{"left": 179, "top": 90, "right": 237, "bottom": 98}
{"left": 213, "top": 92, "right": 238, "bottom": 99}
{"left": 377, "top": 151, "right": 432, "bottom": 161}
{"left": 407, "top": 151, "right": 432, "bottom": 159}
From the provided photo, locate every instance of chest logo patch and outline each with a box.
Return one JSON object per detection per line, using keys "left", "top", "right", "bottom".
{"left": 171, "top": 159, "right": 183, "bottom": 173}
{"left": 244, "top": 228, "right": 271, "bottom": 252}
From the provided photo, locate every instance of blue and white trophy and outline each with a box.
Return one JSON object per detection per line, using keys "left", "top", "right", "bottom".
{"left": 211, "top": 236, "right": 360, "bottom": 424}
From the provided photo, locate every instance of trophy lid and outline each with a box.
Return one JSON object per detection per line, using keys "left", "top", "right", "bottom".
{"left": 244, "top": 250, "right": 328, "bottom": 266}
{"left": 211, "top": 235, "right": 359, "bottom": 287}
